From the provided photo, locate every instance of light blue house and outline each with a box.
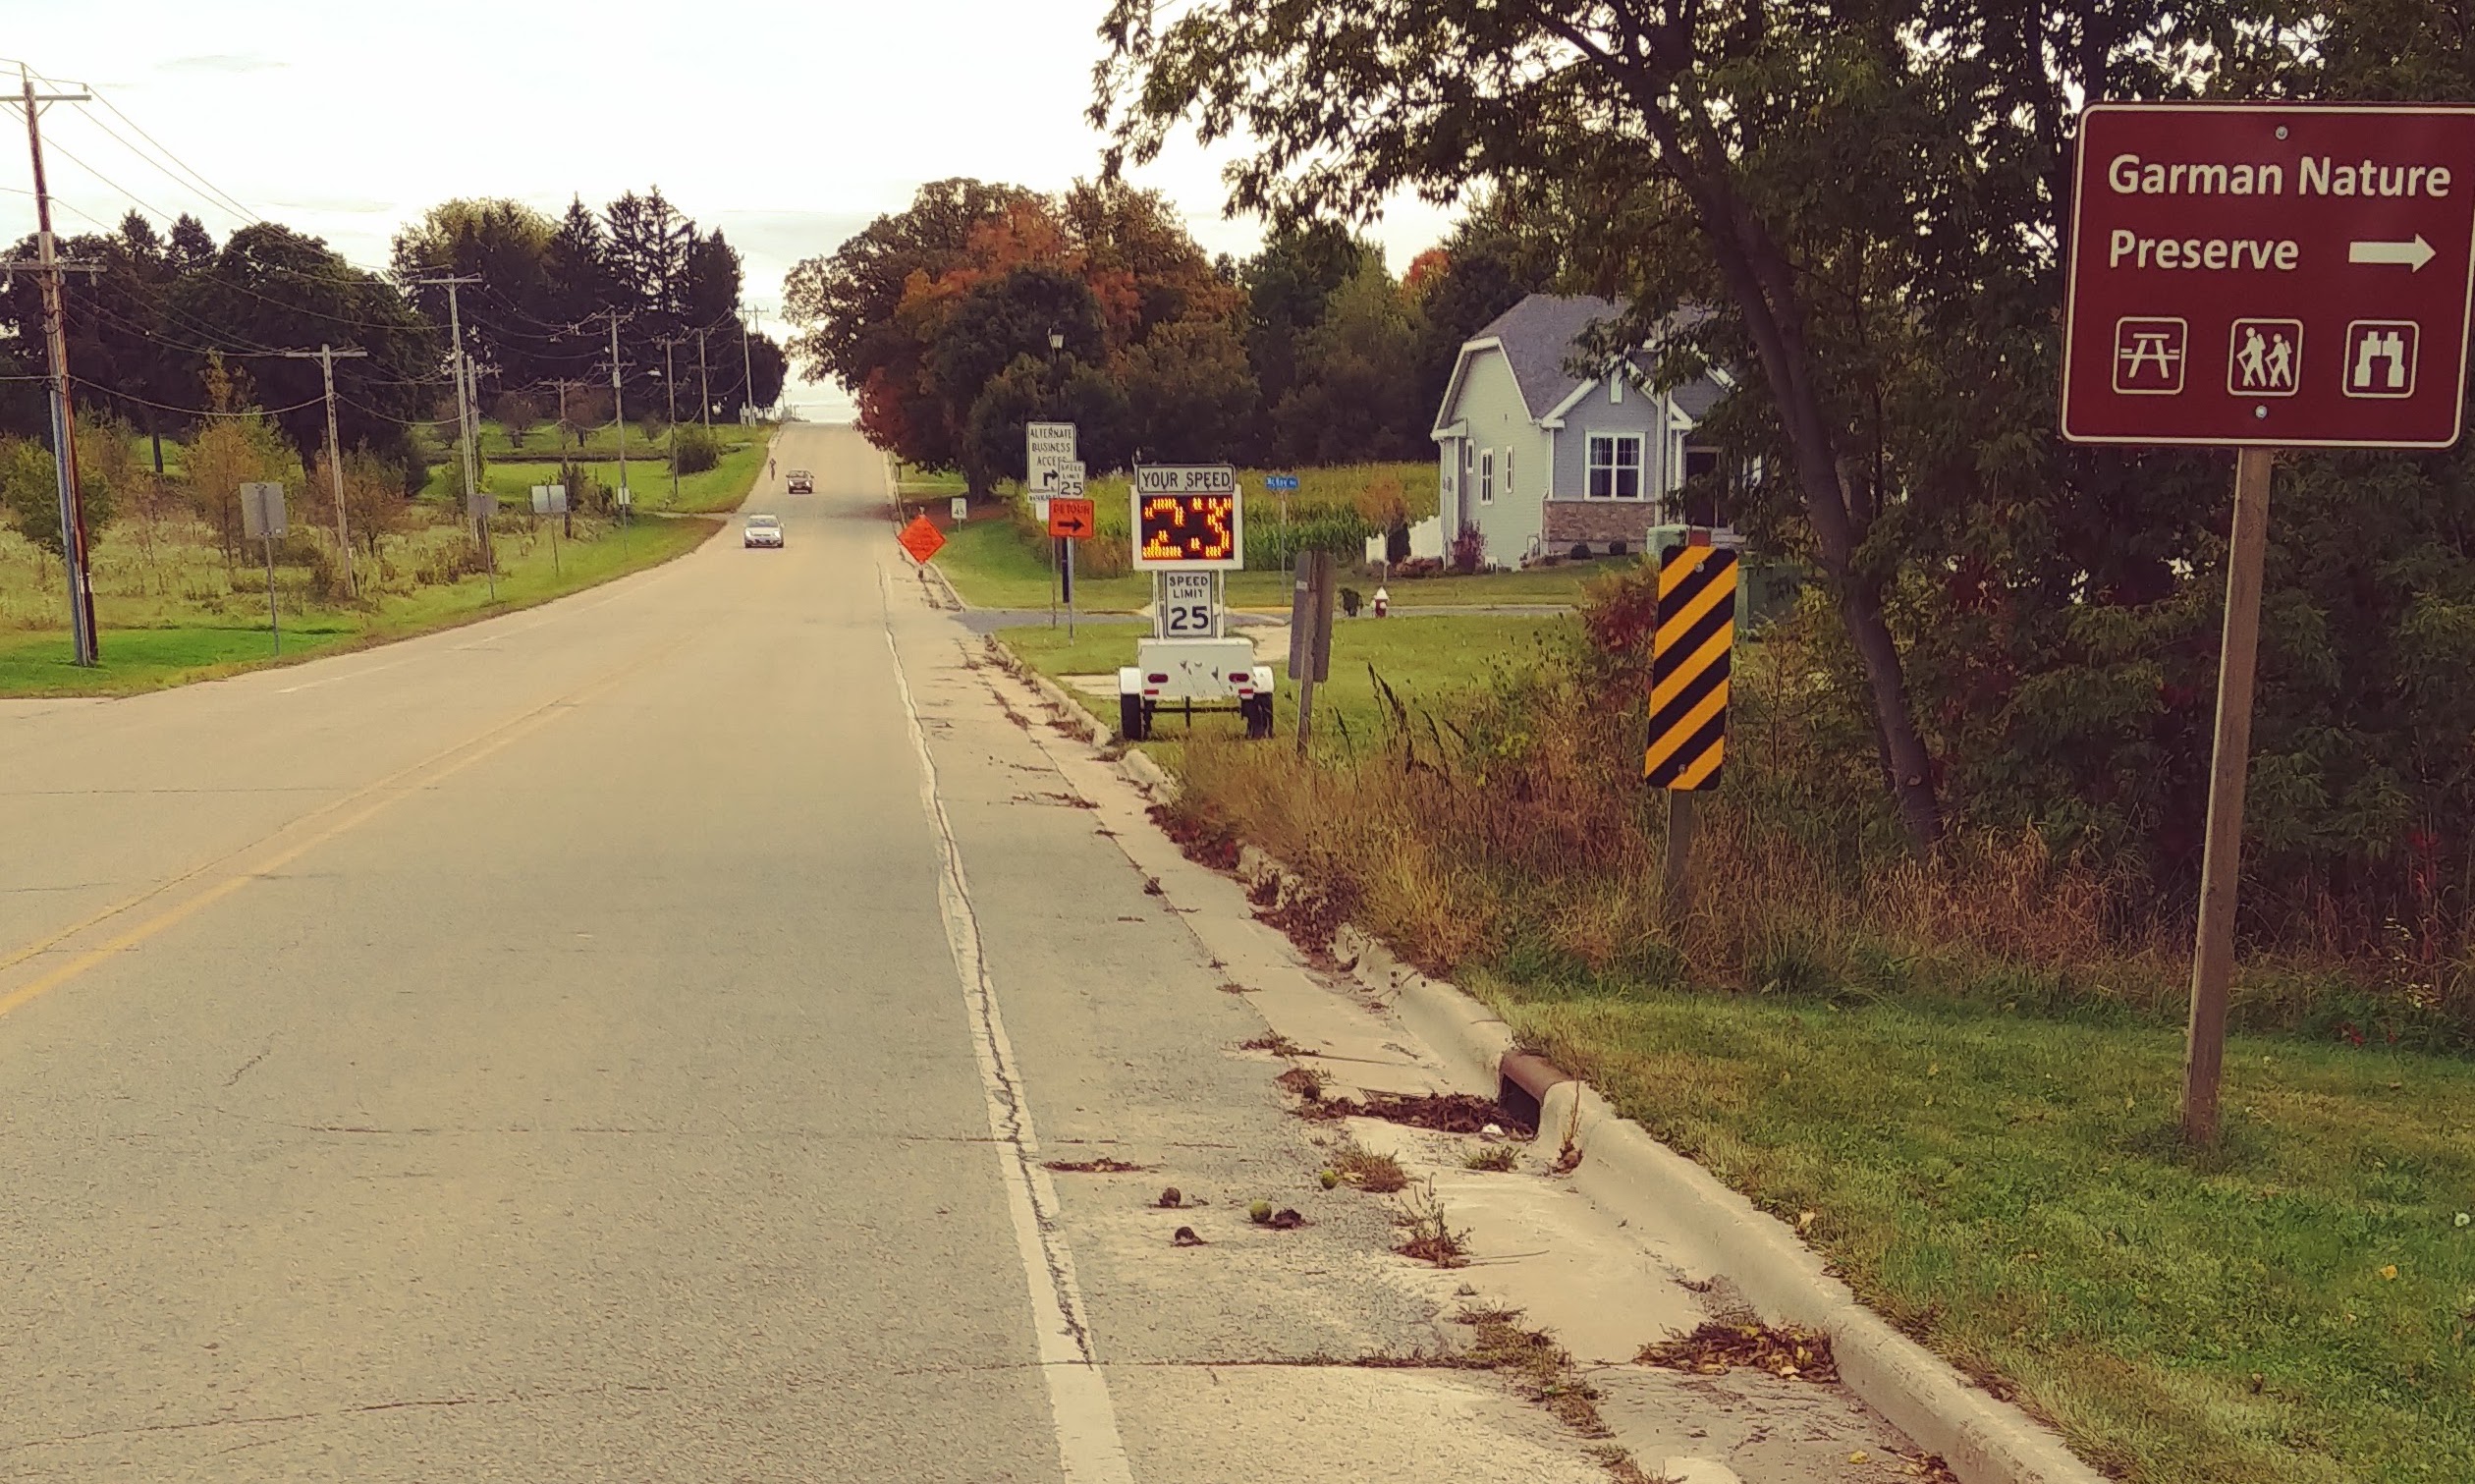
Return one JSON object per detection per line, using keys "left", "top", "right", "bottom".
{"left": 1426, "top": 295, "right": 1729, "bottom": 567}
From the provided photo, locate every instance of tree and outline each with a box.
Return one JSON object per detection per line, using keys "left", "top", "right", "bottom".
{"left": 685, "top": 229, "right": 742, "bottom": 333}
{"left": 539, "top": 196, "right": 620, "bottom": 391}
{"left": 1060, "top": 179, "right": 1241, "bottom": 343}
{"left": 605, "top": 189, "right": 694, "bottom": 332}
{"left": 1237, "top": 222, "right": 1368, "bottom": 457}
{"left": 184, "top": 409, "right": 297, "bottom": 565}
{"left": 165, "top": 212, "right": 214, "bottom": 273}
{"left": 169, "top": 224, "right": 437, "bottom": 474}
{"left": 783, "top": 179, "right": 1040, "bottom": 469}
{"left": 0, "top": 414, "right": 121, "bottom": 557}
{"left": 1097, "top": 0, "right": 2300, "bottom": 860}
{"left": 928, "top": 266, "right": 1107, "bottom": 490}
{"left": 738, "top": 331, "right": 788, "bottom": 417}
{"left": 495, "top": 392, "right": 542, "bottom": 448}
{"left": 392, "top": 198, "right": 558, "bottom": 390}
{"left": 1271, "top": 255, "right": 1418, "bottom": 466}
{"left": 316, "top": 447, "right": 411, "bottom": 563}
{"left": 1117, "top": 317, "right": 1257, "bottom": 463}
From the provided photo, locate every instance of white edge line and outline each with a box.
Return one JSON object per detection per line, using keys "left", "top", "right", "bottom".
{"left": 879, "top": 562, "right": 1135, "bottom": 1484}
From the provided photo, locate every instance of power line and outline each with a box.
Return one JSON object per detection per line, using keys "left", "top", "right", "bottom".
{"left": 83, "top": 93, "right": 262, "bottom": 227}
{"left": 70, "top": 375, "right": 325, "bottom": 417}
{"left": 38, "top": 132, "right": 170, "bottom": 221}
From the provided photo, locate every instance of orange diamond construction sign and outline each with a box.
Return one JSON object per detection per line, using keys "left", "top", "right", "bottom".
{"left": 897, "top": 514, "right": 946, "bottom": 566}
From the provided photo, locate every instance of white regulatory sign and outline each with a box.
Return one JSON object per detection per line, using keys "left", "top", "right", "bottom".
{"left": 1026, "top": 421, "right": 1077, "bottom": 493}
{"left": 1160, "top": 571, "right": 1217, "bottom": 637}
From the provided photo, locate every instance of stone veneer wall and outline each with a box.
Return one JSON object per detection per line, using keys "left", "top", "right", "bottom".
{"left": 1542, "top": 500, "right": 1663, "bottom": 550}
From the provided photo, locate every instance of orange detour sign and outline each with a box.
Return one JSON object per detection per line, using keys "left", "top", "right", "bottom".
{"left": 1046, "top": 496, "right": 1097, "bottom": 539}
{"left": 898, "top": 514, "right": 946, "bottom": 565}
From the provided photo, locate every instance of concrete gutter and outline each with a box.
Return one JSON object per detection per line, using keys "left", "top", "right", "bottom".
{"left": 1232, "top": 862, "right": 2109, "bottom": 1484}
{"left": 983, "top": 634, "right": 1179, "bottom": 800}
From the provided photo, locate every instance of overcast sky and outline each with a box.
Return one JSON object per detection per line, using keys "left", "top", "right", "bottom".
{"left": 0, "top": 1, "right": 1458, "bottom": 419}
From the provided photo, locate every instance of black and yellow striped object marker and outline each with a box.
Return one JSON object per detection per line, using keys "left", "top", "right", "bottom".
{"left": 1643, "top": 544, "right": 1736, "bottom": 790}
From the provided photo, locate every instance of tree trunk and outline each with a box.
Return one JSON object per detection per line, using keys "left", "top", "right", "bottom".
{"left": 1658, "top": 137, "right": 1946, "bottom": 849}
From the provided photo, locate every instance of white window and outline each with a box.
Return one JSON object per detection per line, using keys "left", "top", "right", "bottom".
{"left": 1505, "top": 448, "right": 1514, "bottom": 502}
{"left": 1587, "top": 435, "right": 1642, "bottom": 499}
{"left": 1610, "top": 372, "right": 1624, "bottom": 404}
{"left": 1479, "top": 448, "right": 1495, "bottom": 504}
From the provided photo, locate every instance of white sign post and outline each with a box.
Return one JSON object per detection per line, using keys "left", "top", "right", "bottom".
{"left": 530, "top": 484, "right": 569, "bottom": 577}
{"left": 240, "top": 481, "right": 287, "bottom": 654}
{"left": 1028, "top": 423, "right": 1076, "bottom": 626}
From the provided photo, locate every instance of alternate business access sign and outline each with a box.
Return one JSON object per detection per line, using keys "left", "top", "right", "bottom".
{"left": 2061, "top": 101, "right": 2475, "bottom": 449}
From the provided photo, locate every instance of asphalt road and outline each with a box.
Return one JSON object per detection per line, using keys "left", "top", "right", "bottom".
{"left": 0, "top": 426, "right": 1611, "bottom": 1483}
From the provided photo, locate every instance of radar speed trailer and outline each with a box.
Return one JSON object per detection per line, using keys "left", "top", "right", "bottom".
{"left": 1117, "top": 465, "right": 1275, "bottom": 742}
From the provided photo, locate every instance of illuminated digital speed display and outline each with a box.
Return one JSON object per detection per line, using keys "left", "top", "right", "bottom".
{"left": 1131, "top": 466, "right": 1244, "bottom": 570}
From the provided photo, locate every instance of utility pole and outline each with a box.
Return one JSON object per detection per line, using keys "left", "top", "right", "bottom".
{"left": 740, "top": 310, "right": 758, "bottom": 424}
{"left": 695, "top": 327, "right": 711, "bottom": 427}
{"left": 606, "top": 313, "right": 631, "bottom": 522}
{"left": 662, "top": 335, "right": 680, "bottom": 505}
{"left": 274, "top": 344, "right": 368, "bottom": 599}
{"left": 6, "top": 67, "right": 101, "bottom": 665}
{"left": 414, "top": 275, "right": 484, "bottom": 535}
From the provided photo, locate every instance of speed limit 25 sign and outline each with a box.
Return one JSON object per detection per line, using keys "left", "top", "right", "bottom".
{"left": 1159, "top": 571, "right": 1218, "bottom": 636}
{"left": 2061, "top": 102, "right": 2475, "bottom": 448}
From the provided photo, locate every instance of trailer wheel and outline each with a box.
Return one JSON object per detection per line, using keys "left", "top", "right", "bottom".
{"left": 1242, "top": 695, "right": 1274, "bottom": 740}
{"left": 1120, "top": 691, "right": 1149, "bottom": 742}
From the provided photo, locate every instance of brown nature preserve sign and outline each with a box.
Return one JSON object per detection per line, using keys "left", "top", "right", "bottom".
{"left": 2062, "top": 102, "right": 2475, "bottom": 449}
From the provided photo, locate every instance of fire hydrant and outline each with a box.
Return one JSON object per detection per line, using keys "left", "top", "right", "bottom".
{"left": 1371, "top": 585, "right": 1390, "bottom": 618}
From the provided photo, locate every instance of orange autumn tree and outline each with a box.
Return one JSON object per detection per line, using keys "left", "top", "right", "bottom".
{"left": 796, "top": 178, "right": 1250, "bottom": 488}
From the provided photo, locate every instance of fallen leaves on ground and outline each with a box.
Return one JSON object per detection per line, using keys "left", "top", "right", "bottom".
{"left": 1637, "top": 1320, "right": 1840, "bottom": 1383}
{"left": 1294, "top": 1089, "right": 1531, "bottom": 1134}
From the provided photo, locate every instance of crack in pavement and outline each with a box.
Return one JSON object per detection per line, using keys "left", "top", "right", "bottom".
{"left": 8, "top": 1385, "right": 673, "bottom": 1452}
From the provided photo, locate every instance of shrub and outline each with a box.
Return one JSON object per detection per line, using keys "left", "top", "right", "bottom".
{"left": 1448, "top": 522, "right": 1486, "bottom": 575}
{"left": 1394, "top": 556, "right": 1445, "bottom": 578}
{"left": 1568, "top": 542, "right": 1592, "bottom": 561}
{"left": 671, "top": 424, "right": 722, "bottom": 475}
{"left": 1250, "top": 508, "right": 1374, "bottom": 570}
{"left": 1608, "top": 538, "right": 1628, "bottom": 557}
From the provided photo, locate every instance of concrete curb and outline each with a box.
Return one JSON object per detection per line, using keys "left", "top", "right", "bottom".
{"left": 984, "top": 645, "right": 2102, "bottom": 1484}
{"left": 983, "top": 636, "right": 1182, "bottom": 804}
{"left": 1277, "top": 858, "right": 2103, "bottom": 1484}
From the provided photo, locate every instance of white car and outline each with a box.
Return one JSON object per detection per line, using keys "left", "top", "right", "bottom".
{"left": 786, "top": 469, "right": 814, "bottom": 495}
{"left": 742, "top": 514, "right": 784, "bottom": 548}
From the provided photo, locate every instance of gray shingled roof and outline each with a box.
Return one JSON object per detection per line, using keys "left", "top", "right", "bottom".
{"left": 1670, "top": 378, "right": 1724, "bottom": 422}
{"left": 1471, "top": 294, "right": 1627, "bottom": 415}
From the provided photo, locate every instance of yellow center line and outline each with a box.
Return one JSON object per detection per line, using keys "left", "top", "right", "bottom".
{"left": 0, "top": 636, "right": 689, "bottom": 1023}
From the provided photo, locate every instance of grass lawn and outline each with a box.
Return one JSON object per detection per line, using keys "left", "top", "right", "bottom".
{"left": 0, "top": 515, "right": 719, "bottom": 698}
{"left": 1477, "top": 978, "right": 2475, "bottom": 1483}
{"left": 995, "top": 612, "right": 1565, "bottom": 752}
{"left": 930, "top": 505, "right": 1630, "bottom": 614}
{"left": 419, "top": 426, "right": 770, "bottom": 517}
{"left": 1373, "top": 558, "right": 1642, "bottom": 607}
{"left": 0, "top": 623, "right": 359, "bottom": 692}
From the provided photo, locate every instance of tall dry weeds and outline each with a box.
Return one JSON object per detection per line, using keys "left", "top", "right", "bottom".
{"left": 1169, "top": 598, "right": 2463, "bottom": 1045}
